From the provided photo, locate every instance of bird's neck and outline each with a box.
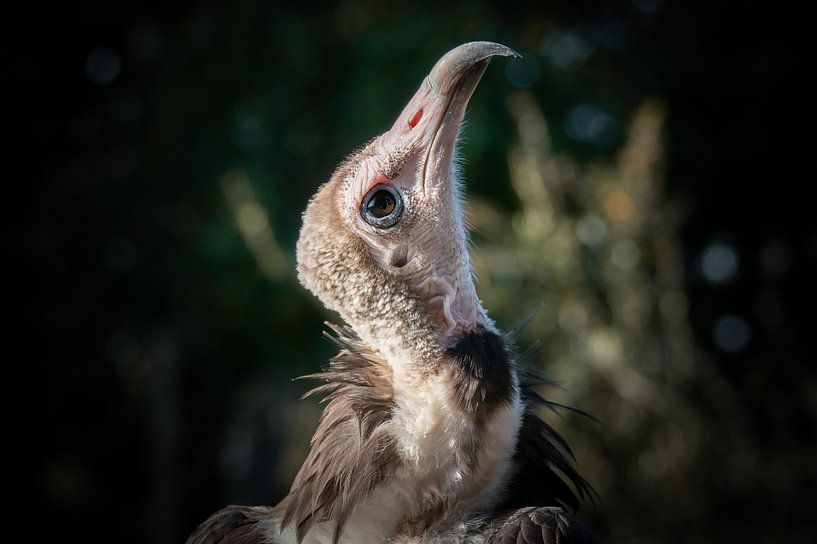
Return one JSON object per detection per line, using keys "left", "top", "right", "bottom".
{"left": 276, "top": 324, "right": 524, "bottom": 543}
{"left": 350, "top": 297, "right": 497, "bottom": 378}
{"left": 368, "top": 327, "right": 523, "bottom": 539}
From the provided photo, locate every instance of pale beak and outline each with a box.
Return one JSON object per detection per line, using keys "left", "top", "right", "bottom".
{"left": 382, "top": 42, "right": 519, "bottom": 192}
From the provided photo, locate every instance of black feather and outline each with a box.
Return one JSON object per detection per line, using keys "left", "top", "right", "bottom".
{"left": 486, "top": 507, "right": 602, "bottom": 544}
{"left": 446, "top": 327, "right": 516, "bottom": 417}
{"left": 185, "top": 505, "right": 273, "bottom": 544}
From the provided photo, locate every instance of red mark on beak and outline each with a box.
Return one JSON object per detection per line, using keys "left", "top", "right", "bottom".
{"left": 409, "top": 109, "right": 423, "bottom": 129}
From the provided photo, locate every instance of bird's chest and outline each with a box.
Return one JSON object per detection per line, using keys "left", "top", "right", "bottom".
{"left": 384, "top": 372, "right": 524, "bottom": 533}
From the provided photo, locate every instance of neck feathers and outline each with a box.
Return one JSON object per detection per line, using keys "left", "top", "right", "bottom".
{"left": 276, "top": 325, "right": 397, "bottom": 543}
{"left": 445, "top": 327, "right": 517, "bottom": 417}
{"left": 276, "top": 323, "right": 593, "bottom": 544}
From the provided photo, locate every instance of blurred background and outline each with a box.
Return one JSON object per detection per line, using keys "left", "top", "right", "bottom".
{"left": 15, "top": 1, "right": 816, "bottom": 543}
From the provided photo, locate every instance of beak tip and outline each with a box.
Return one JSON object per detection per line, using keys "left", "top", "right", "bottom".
{"left": 458, "top": 40, "right": 521, "bottom": 60}
{"left": 429, "top": 41, "right": 520, "bottom": 94}
{"left": 487, "top": 42, "right": 522, "bottom": 59}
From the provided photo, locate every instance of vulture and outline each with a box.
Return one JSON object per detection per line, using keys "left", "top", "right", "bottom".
{"left": 187, "top": 42, "right": 602, "bottom": 544}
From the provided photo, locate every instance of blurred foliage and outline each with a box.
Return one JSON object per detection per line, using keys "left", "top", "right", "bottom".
{"left": 474, "top": 94, "right": 812, "bottom": 541}
{"left": 15, "top": 1, "right": 815, "bottom": 544}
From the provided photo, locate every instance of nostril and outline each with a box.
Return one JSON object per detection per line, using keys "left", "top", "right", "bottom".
{"left": 409, "top": 109, "right": 423, "bottom": 129}
{"left": 390, "top": 245, "right": 410, "bottom": 268}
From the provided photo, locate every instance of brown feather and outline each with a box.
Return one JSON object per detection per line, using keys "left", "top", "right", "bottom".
{"left": 275, "top": 324, "right": 400, "bottom": 544}
{"left": 185, "top": 505, "right": 274, "bottom": 544}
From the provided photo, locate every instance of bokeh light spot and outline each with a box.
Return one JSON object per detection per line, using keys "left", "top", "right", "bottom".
{"left": 85, "top": 47, "right": 122, "bottom": 86}
{"left": 565, "top": 103, "right": 610, "bottom": 141}
{"left": 558, "top": 299, "right": 588, "bottom": 333}
{"left": 611, "top": 239, "right": 641, "bottom": 270}
{"left": 564, "top": 103, "right": 619, "bottom": 147}
{"left": 231, "top": 95, "right": 269, "bottom": 151}
{"left": 700, "top": 242, "right": 739, "bottom": 285}
{"left": 588, "top": 329, "right": 623, "bottom": 364}
{"left": 659, "top": 291, "right": 688, "bottom": 322}
{"left": 577, "top": 214, "right": 607, "bottom": 246}
{"left": 604, "top": 190, "right": 635, "bottom": 223}
{"left": 713, "top": 314, "right": 751, "bottom": 353}
{"left": 238, "top": 202, "right": 270, "bottom": 235}
{"left": 631, "top": 0, "right": 663, "bottom": 13}
{"left": 541, "top": 31, "right": 595, "bottom": 69}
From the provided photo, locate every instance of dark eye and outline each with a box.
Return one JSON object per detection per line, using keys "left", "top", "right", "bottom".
{"left": 361, "top": 185, "right": 403, "bottom": 228}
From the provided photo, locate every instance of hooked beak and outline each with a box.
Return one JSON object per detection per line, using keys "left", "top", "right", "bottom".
{"left": 383, "top": 42, "right": 519, "bottom": 192}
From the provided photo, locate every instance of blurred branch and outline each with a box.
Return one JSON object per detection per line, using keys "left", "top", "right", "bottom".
{"left": 220, "top": 168, "right": 290, "bottom": 282}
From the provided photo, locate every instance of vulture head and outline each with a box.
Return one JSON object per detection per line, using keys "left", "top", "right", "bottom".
{"left": 297, "top": 42, "right": 518, "bottom": 367}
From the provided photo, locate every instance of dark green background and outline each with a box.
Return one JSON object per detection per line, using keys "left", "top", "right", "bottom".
{"left": 15, "top": 1, "right": 815, "bottom": 543}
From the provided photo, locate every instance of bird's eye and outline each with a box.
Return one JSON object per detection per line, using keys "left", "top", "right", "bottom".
{"left": 361, "top": 185, "right": 403, "bottom": 229}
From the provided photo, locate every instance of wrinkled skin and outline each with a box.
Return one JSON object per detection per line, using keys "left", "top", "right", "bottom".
{"left": 297, "top": 43, "right": 519, "bottom": 370}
